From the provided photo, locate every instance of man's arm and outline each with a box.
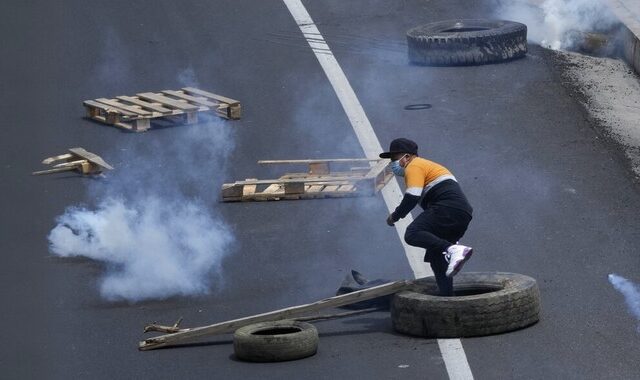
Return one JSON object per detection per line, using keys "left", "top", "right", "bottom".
{"left": 390, "top": 192, "right": 421, "bottom": 222}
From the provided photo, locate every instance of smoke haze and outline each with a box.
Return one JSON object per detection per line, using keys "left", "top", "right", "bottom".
{"left": 496, "top": 0, "right": 618, "bottom": 50}
{"left": 48, "top": 57, "right": 236, "bottom": 302}
{"left": 608, "top": 273, "right": 640, "bottom": 332}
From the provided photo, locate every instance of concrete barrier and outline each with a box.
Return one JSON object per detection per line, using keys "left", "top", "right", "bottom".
{"left": 605, "top": 0, "right": 640, "bottom": 74}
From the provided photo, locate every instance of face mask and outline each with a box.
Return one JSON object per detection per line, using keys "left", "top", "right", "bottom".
{"left": 391, "top": 155, "right": 407, "bottom": 176}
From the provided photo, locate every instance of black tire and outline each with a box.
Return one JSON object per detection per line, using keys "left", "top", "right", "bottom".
{"left": 407, "top": 19, "right": 528, "bottom": 66}
{"left": 233, "top": 320, "right": 319, "bottom": 362}
{"left": 391, "top": 272, "right": 540, "bottom": 338}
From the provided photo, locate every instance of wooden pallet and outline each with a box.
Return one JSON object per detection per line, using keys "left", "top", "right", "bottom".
{"left": 221, "top": 159, "right": 392, "bottom": 202}
{"left": 83, "top": 87, "right": 241, "bottom": 132}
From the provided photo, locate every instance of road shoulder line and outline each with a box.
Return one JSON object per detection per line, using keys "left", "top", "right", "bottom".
{"left": 281, "top": 1, "right": 474, "bottom": 379}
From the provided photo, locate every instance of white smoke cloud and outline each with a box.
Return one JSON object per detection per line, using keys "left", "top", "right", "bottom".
{"left": 608, "top": 273, "right": 640, "bottom": 332}
{"left": 48, "top": 58, "right": 236, "bottom": 302}
{"left": 49, "top": 197, "right": 232, "bottom": 302}
{"left": 496, "top": 0, "right": 618, "bottom": 50}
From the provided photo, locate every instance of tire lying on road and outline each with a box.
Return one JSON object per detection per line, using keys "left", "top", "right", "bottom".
{"left": 407, "top": 19, "right": 527, "bottom": 66}
{"left": 391, "top": 272, "right": 540, "bottom": 338}
{"left": 233, "top": 320, "right": 319, "bottom": 362}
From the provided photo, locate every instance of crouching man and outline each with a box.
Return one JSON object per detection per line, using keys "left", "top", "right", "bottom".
{"left": 381, "top": 138, "right": 474, "bottom": 296}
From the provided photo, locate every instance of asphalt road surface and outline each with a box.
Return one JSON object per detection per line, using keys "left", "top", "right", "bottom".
{"left": 2, "top": 0, "right": 639, "bottom": 379}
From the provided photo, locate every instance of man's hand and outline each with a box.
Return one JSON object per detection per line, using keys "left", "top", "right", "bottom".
{"left": 386, "top": 214, "right": 397, "bottom": 226}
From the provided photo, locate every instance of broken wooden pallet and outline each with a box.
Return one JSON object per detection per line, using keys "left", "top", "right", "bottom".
{"left": 32, "top": 147, "right": 113, "bottom": 176}
{"left": 83, "top": 87, "right": 241, "bottom": 132}
{"left": 221, "top": 158, "right": 393, "bottom": 202}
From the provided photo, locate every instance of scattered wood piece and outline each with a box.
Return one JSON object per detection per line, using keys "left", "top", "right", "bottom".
{"left": 142, "top": 308, "right": 380, "bottom": 335}
{"left": 139, "top": 280, "right": 410, "bottom": 351}
{"left": 83, "top": 87, "right": 241, "bottom": 132}
{"left": 32, "top": 147, "right": 113, "bottom": 176}
{"left": 221, "top": 158, "right": 392, "bottom": 202}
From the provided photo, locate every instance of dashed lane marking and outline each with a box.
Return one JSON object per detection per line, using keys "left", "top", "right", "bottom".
{"left": 282, "top": 1, "right": 474, "bottom": 379}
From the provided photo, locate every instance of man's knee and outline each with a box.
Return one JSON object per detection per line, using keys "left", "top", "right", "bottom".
{"left": 404, "top": 228, "right": 420, "bottom": 247}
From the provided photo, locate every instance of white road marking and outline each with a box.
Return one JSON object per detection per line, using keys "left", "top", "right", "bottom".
{"left": 282, "top": 1, "right": 474, "bottom": 379}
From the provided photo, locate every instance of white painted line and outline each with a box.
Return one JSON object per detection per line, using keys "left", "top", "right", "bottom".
{"left": 282, "top": 1, "right": 474, "bottom": 379}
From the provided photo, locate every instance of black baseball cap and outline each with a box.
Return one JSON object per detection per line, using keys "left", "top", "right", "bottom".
{"left": 379, "top": 138, "right": 418, "bottom": 158}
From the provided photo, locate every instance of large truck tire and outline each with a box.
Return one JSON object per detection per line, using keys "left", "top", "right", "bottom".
{"left": 391, "top": 272, "right": 540, "bottom": 338}
{"left": 233, "top": 320, "right": 319, "bottom": 362}
{"left": 407, "top": 20, "right": 528, "bottom": 66}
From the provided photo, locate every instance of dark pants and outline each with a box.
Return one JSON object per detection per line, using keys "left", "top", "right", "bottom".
{"left": 404, "top": 205, "right": 472, "bottom": 296}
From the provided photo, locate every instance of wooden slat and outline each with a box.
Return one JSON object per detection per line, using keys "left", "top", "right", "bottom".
{"left": 182, "top": 87, "right": 239, "bottom": 105}
{"left": 232, "top": 176, "right": 364, "bottom": 186}
{"left": 338, "top": 184, "right": 355, "bottom": 192}
{"left": 162, "top": 90, "right": 217, "bottom": 107}
{"left": 137, "top": 93, "right": 199, "bottom": 111}
{"left": 84, "top": 100, "right": 136, "bottom": 117}
{"left": 242, "top": 178, "right": 257, "bottom": 196}
{"left": 258, "top": 158, "right": 380, "bottom": 165}
{"left": 69, "top": 148, "right": 113, "bottom": 170}
{"left": 116, "top": 96, "right": 173, "bottom": 113}
{"left": 306, "top": 185, "right": 325, "bottom": 193}
{"left": 262, "top": 184, "right": 282, "bottom": 193}
{"left": 322, "top": 185, "right": 340, "bottom": 192}
{"left": 95, "top": 98, "right": 152, "bottom": 116}
{"left": 139, "top": 280, "right": 410, "bottom": 350}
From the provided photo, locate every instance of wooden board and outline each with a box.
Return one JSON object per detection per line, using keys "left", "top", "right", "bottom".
{"left": 83, "top": 87, "right": 241, "bottom": 132}
{"left": 139, "top": 280, "right": 410, "bottom": 351}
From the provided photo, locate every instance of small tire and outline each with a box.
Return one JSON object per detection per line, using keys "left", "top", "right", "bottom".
{"left": 407, "top": 19, "right": 528, "bottom": 66}
{"left": 233, "top": 320, "right": 319, "bottom": 362}
{"left": 391, "top": 272, "right": 540, "bottom": 338}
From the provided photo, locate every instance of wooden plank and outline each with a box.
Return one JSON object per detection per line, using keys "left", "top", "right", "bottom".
{"left": 338, "top": 184, "right": 355, "bottom": 192}
{"left": 322, "top": 185, "right": 340, "bottom": 192}
{"left": 262, "top": 184, "right": 282, "bottom": 193}
{"left": 42, "top": 153, "right": 73, "bottom": 165}
{"left": 83, "top": 99, "right": 111, "bottom": 112}
{"left": 68, "top": 148, "right": 113, "bottom": 170}
{"left": 162, "top": 90, "right": 217, "bottom": 107}
{"left": 242, "top": 178, "right": 257, "bottom": 197}
{"left": 137, "top": 93, "right": 199, "bottom": 111}
{"left": 116, "top": 96, "right": 173, "bottom": 113}
{"left": 307, "top": 185, "right": 325, "bottom": 193}
{"left": 95, "top": 98, "right": 152, "bottom": 116}
{"left": 232, "top": 176, "right": 364, "bottom": 186}
{"left": 258, "top": 158, "right": 379, "bottom": 165}
{"left": 139, "top": 280, "right": 410, "bottom": 351}
{"left": 182, "top": 87, "right": 240, "bottom": 105}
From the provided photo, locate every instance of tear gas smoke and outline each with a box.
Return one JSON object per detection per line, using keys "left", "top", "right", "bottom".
{"left": 49, "top": 197, "right": 232, "bottom": 302}
{"left": 48, "top": 61, "right": 235, "bottom": 302}
{"left": 496, "top": 0, "right": 618, "bottom": 50}
{"left": 608, "top": 273, "right": 640, "bottom": 332}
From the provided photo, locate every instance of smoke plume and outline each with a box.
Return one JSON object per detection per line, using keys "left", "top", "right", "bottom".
{"left": 48, "top": 59, "right": 236, "bottom": 302}
{"left": 49, "top": 197, "right": 232, "bottom": 302}
{"left": 496, "top": 0, "right": 618, "bottom": 50}
{"left": 608, "top": 273, "right": 640, "bottom": 332}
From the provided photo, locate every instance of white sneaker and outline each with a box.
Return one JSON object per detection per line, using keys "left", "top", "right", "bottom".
{"left": 445, "top": 244, "right": 473, "bottom": 278}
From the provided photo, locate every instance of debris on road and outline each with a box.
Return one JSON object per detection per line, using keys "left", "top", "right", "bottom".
{"left": 221, "top": 158, "right": 393, "bottom": 201}
{"left": 83, "top": 87, "right": 241, "bottom": 132}
{"left": 407, "top": 19, "right": 527, "bottom": 66}
{"left": 336, "top": 270, "right": 393, "bottom": 310}
{"left": 139, "top": 280, "right": 410, "bottom": 351}
{"left": 32, "top": 147, "right": 113, "bottom": 176}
